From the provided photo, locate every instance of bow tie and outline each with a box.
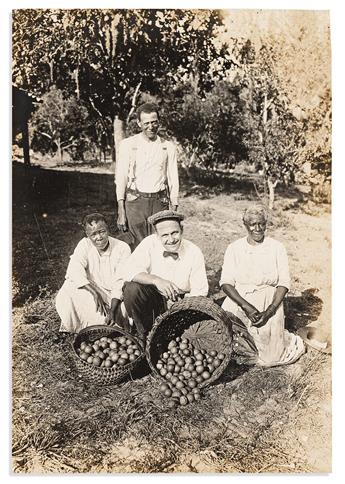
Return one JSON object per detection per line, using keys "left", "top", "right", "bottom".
{"left": 163, "top": 251, "right": 179, "bottom": 260}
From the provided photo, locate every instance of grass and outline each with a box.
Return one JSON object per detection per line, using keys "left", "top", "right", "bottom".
{"left": 12, "top": 164, "right": 331, "bottom": 473}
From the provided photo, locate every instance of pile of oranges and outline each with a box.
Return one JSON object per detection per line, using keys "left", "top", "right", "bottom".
{"left": 156, "top": 336, "right": 225, "bottom": 407}
{"left": 77, "top": 336, "right": 141, "bottom": 368}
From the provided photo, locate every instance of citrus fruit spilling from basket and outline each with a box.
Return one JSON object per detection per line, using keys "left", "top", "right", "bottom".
{"left": 156, "top": 336, "right": 225, "bottom": 406}
{"left": 76, "top": 335, "right": 141, "bottom": 369}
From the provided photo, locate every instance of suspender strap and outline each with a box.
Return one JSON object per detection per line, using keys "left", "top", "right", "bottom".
{"left": 126, "top": 138, "right": 169, "bottom": 194}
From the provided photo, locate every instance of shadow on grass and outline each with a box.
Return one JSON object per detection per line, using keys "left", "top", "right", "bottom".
{"left": 285, "top": 288, "right": 323, "bottom": 331}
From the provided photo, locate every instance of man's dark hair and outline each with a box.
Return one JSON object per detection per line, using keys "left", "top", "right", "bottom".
{"left": 82, "top": 213, "right": 108, "bottom": 229}
{"left": 136, "top": 102, "right": 159, "bottom": 121}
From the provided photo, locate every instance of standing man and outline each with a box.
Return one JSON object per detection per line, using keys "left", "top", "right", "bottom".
{"left": 115, "top": 102, "right": 179, "bottom": 249}
{"left": 122, "top": 210, "right": 208, "bottom": 342}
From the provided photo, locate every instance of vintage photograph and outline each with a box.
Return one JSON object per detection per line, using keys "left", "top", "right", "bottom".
{"left": 11, "top": 8, "right": 331, "bottom": 473}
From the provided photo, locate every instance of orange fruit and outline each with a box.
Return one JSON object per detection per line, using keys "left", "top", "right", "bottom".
{"left": 202, "top": 371, "right": 211, "bottom": 380}
{"left": 129, "top": 354, "right": 136, "bottom": 362}
{"left": 160, "top": 368, "right": 167, "bottom": 376}
{"left": 160, "top": 382, "right": 170, "bottom": 392}
{"left": 126, "top": 338, "right": 132, "bottom": 346}
{"left": 180, "top": 396, "right": 188, "bottom": 406}
{"left": 118, "top": 336, "right": 126, "bottom": 345}
{"left": 196, "top": 376, "right": 203, "bottom": 384}
{"left": 187, "top": 379, "right": 197, "bottom": 389}
{"left": 111, "top": 353, "right": 119, "bottom": 363}
{"left": 218, "top": 353, "right": 225, "bottom": 360}
{"left": 210, "top": 350, "right": 217, "bottom": 357}
{"left": 86, "top": 356, "right": 93, "bottom": 364}
{"left": 187, "top": 393, "right": 195, "bottom": 403}
{"left": 92, "top": 356, "right": 102, "bottom": 366}
{"left": 167, "top": 399, "right": 178, "bottom": 408}
{"left": 172, "top": 390, "right": 182, "bottom": 398}
{"left": 104, "top": 359, "right": 113, "bottom": 368}
{"left": 170, "top": 376, "right": 179, "bottom": 386}
{"left": 84, "top": 345, "right": 93, "bottom": 354}
{"left": 175, "top": 381, "right": 185, "bottom": 390}
{"left": 195, "top": 365, "right": 204, "bottom": 374}
{"left": 213, "top": 358, "right": 221, "bottom": 368}
{"left": 110, "top": 341, "right": 118, "bottom": 350}
{"left": 164, "top": 388, "right": 172, "bottom": 397}
{"left": 117, "top": 357, "right": 126, "bottom": 366}
{"left": 208, "top": 364, "right": 215, "bottom": 373}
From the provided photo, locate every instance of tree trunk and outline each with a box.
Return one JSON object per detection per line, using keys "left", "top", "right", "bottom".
{"left": 267, "top": 178, "right": 278, "bottom": 209}
{"left": 56, "top": 137, "right": 63, "bottom": 163}
{"left": 113, "top": 115, "right": 125, "bottom": 163}
{"left": 22, "top": 120, "right": 30, "bottom": 166}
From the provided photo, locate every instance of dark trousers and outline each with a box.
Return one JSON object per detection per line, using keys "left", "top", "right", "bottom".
{"left": 123, "top": 282, "right": 167, "bottom": 341}
{"left": 125, "top": 196, "right": 169, "bottom": 249}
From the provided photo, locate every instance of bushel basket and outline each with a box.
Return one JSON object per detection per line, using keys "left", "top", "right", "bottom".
{"left": 146, "top": 296, "right": 233, "bottom": 388}
{"left": 71, "top": 325, "right": 145, "bottom": 386}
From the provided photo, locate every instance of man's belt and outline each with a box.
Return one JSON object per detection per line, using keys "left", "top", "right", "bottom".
{"left": 126, "top": 188, "right": 167, "bottom": 199}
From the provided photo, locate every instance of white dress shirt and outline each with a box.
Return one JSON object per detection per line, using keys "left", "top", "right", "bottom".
{"left": 124, "top": 234, "right": 208, "bottom": 297}
{"left": 65, "top": 236, "right": 131, "bottom": 300}
{"left": 115, "top": 133, "right": 179, "bottom": 206}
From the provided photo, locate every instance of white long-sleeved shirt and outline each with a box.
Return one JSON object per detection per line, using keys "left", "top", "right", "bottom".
{"left": 65, "top": 236, "right": 131, "bottom": 300}
{"left": 124, "top": 234, "right": 208, "bottom": 297}
{"left": 115, "top": 133, "right": 179, "bottom": 206}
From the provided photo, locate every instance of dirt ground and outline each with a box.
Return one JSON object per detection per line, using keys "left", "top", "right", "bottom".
{"left": 11, "top": 162, "right": 331, "bottom": 473}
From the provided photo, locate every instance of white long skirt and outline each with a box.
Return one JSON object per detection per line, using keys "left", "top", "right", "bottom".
{"left": 222, "top": 285, "right": 305, "bottom": 367}
{"left": 55, "top": 280, "right": 127, "bottom": 333}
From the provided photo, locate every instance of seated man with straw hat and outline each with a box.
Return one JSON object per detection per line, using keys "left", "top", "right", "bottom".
{"left": 56, "top": 213, "right": 131, "bottom": 334}
{"left": 122, "top": 210, "right": 209, "bottom": 341}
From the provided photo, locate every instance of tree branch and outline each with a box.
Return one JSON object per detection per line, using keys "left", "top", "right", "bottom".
{"left": 126, "top": 81, "right": 142, "bottom": 124}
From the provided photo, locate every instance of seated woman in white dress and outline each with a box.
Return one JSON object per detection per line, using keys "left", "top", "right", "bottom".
{"left": 220, "top": 204, "right": 305, "bottom": 367}
{"left": 56, "top": 213, "right": 131, "bottom": 333}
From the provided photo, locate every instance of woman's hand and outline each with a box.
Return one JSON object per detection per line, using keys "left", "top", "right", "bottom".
{"left": 241, "top": 302, "right": 261, "bottom": 324}
{"left": 84, "top": 284, "right": 108, "bottom": 316}
{"left": 251, "top": 305, "right": 276, "bottom": 328}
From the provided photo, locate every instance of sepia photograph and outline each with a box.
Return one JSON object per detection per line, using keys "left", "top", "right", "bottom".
{"left": 10, "top": 2, "right": 333, "bottom": 476}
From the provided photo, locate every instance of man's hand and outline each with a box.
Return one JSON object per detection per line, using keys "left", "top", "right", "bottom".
{"left": 153, "top": 277, "right": 182, "bottom": 302}
{"left": 117, "top": 211, "right": 128, "bottom": 232}
{"left": 117, "top": 202, "right": 128, "bottom": 232}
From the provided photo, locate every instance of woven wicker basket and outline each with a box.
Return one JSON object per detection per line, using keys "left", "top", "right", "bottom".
{"left": 146, "top": 296, "right": 233, "bottom": 388}
{"left": 71, "top": 325, "right": 145, "bottom": 386}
